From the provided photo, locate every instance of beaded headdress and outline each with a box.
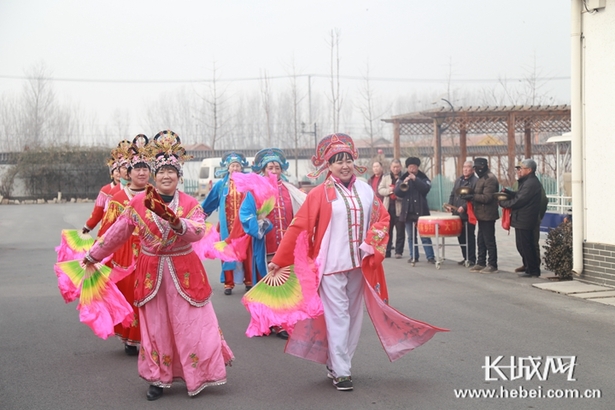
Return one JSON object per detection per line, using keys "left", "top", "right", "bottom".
{"left": 149, "top": 130, "right": 192, "bottom": 176}
{"left": 215, "top": 151, "right": 249, "bottom": 178}
{"left": 107, "top": 140, "right": 133, "bottom": 171}
{"left": 127, "top": 134, "right": 151, "bottom": 170}
{"left": 252, "top": 148, "right": 289, "bottom": 173}
{"left": 307, "top": 133, "right": 366, "bottom": 179}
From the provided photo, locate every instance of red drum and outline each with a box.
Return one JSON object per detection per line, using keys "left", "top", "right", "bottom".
{"left": 417, "top": 215, "right": 462, "bottom": 237}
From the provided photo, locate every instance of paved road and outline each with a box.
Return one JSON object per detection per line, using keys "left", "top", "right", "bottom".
{"left": 1, "top": 203, "right": 614, "bottom": 410}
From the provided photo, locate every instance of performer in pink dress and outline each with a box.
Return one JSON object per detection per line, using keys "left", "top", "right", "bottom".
{"left": 97, "top": 135, "right": 151, "bottom": 356}
{"left": 268, "top": 133, "right": 447, "bottom": 392}
{"left": 84, "top": 130, "right": 233, "bottom": 401}
{"left": 82, "top": 140, "right": 132, "bottom": 234}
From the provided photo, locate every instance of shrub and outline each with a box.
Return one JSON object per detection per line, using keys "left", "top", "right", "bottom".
{"left": 543, "top": 221, "right": 573, "bottom": 280}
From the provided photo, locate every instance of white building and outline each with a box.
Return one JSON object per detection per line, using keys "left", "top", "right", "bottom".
{"left": 571, "top": 0, "right": 615, "bottom": 286}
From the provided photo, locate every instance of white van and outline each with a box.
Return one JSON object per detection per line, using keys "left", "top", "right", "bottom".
{"left": 197, "top": 157, "right": 222, "bottom": 197}
{"left": 197, "top": 156, "right": 255, "bottom": 197}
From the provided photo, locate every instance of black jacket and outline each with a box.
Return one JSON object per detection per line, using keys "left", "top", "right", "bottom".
{"left": 500, "top": 173, "right": 543, "bottom": 230}
{"left": 394, "top": 170, "right": 431, "bottom": 222}
{"left": 472, "top": 172, "right": 500, "bottom": 221}
{"left": 448, "top": 174, "right": 478, "bottom": 221}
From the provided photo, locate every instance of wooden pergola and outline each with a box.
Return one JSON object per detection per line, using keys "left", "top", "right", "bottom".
{"left": 382, "top": 105, "right": 571, "bottom": 182}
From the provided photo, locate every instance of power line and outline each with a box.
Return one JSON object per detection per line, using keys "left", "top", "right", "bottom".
{"left": 0, "top": 73, "right": 570, "bottom": 84}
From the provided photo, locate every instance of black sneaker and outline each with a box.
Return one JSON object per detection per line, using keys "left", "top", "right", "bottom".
{"left": 326, "top": 366, "right": 334, "bottom": 380}
{"left": 224, "top": 288, "right": 232, "bottom": 295}
{"left": 333, "top": 376, "right": 353, "bottom": 391}
{"left": 124, "top": 344, "right": 138, "bottom": 356}
{"left": 427, "top": 258, "right": 436, "bottom": 264}
{"left": 146, "top": 385, "right": 163, "bottom": 401}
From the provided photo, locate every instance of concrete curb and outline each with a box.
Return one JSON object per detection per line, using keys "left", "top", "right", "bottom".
{"left": 533, "top": 280, "right": 615, "bottom": 306}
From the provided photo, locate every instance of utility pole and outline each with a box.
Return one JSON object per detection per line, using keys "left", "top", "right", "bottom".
{"left": 301, "top": 122, "right": 318, "bottom": 150}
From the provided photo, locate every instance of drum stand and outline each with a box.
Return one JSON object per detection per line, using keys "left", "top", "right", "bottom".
{"left": 409, "top": 221, "right": 470, "bottom": 269}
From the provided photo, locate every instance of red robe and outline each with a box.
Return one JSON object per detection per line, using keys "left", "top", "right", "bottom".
{"left": 98, "top": 187, "right": 142, "bottom": 345}
{"left": 84, "top": 182, "right": 117, "bottom": 232}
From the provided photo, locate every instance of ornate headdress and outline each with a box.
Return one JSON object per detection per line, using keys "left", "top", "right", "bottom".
{"left": 252, "top": 148, "right": 289, "bottom": 173}
{"left": 107, "top": 140, "right": 133, "bottom": 171}
{"left": 127, "top": 134, "right": 151, "bottom": 170}
{"left": 149, "top": 130, "right": 192, "bottom": 176}
{"left": 307, "top": 133, "right": 366, "bottom": 179}
{"left": 215, "top": 151, "right": 248, "bottom": 178}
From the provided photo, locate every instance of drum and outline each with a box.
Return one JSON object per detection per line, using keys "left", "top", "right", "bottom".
{"left": 417, "top": 215, "right": 462, "bottom": 237}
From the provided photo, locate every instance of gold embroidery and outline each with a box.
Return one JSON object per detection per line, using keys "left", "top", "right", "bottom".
{"left": 144, "top": 272, "right": 154, "bottom": 290}
{"left": 190, "top": 353, "right": 199, "bottom": 368}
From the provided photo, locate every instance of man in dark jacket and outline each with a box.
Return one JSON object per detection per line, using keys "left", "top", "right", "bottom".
{"left": 462, "top": 158, "right": 500, "bottom": 273}
{"left": 499, "top": 159, "right": 544, "bottom": 277}
{"left": 447, "top": 160, "right": 478, "bottom": 266}
{"left": 394, "top": 157, "right": 435, "bottom": 264}
{"left": 511, "top": 165, "right": 549, "bottom": 273}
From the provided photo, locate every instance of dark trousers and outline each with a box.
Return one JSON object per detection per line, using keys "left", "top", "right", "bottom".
{"left": 533, "top": 221, "right": 541, "bottom": 264}
{"left": 386, "top": 209, "right": 406, "bottom": 256}
{"left": 516, "top": 228, "right": 541, "bottom": 275}
{"left": 458, "top": 221, "right": 476, "bottom": 264}
{"left": 520, "top": 220, "right": 542, "bottom": 268}
{"left": 477, "top": 220, "right": 498, "bottom": 268}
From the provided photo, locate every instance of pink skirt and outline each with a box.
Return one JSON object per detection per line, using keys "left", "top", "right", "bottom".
{"left": 138, "top": 264, "right": 234, "bottom": 396}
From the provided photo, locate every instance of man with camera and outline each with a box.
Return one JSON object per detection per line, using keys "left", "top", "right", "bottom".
{"left": 394, "top": 157, "right": 436, "bottom": 264}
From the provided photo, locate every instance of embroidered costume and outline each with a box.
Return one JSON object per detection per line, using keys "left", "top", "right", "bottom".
{"left": 95, "top": 135, "right": 152, "bottom": 349}
{"left": 201, "top": 152, "right": 253, "bottom": 292}
{"left": 86, "top": 130, "right": 233, "bottom": 398}
{"left": 268, "top": 134, "right": 447, "bottom": 390}
{"left": 82, "top": 140, "right": 132, "bottom": 233}
{"left": 240, "top": 148, "right": 307, "bottom": 285}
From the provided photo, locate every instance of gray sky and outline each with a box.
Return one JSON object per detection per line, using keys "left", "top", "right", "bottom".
{"left": 0, "top": 0, "right": 571, "bottom": 139}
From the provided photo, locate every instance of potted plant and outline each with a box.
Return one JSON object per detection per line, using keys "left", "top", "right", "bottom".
{"left": 542, "top": 219, "right": 573, "bottom": 280}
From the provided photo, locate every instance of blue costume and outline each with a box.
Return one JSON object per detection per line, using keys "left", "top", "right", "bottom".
{"left": 200, "top": 152, "right": 250, "bottom": 293}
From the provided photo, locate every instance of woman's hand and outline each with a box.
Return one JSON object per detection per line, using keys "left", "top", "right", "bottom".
{"left": 82, "top": 253, "right": 98, "bottom": 267}
{"left": 267, "top": 262, "right": 280, "bottom": 276}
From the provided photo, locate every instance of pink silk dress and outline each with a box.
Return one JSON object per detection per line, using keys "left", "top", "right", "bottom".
{"left": 89, "top": 190, "right": 234, "bottom": 396}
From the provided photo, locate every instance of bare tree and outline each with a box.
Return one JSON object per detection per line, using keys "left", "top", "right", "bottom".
{"left": 195, "top": 62, "right": 234, "bottom": 151}
{"left": 327, "top": 29, "right": 343, "bottom": 132}
{"left": 283, "top": 57, "right": 306, "bottom": 177}
{"left": 20, "top": 62, "right": 57, "bottom": 148}
{"left": 358, "top": 61, "right": 391, "bottom": 157}
{"left": 0, "top": 94, "right": 22, "bottom": 151}
{"left": 259, "top": 69, "right": 273, "bottom": 147}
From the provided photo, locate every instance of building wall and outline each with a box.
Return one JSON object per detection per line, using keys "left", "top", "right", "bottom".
{"left": 580, "top": 2, "right": 615, "bottom": 284}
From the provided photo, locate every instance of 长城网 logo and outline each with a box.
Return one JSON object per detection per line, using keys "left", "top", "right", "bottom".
{"left": 482, "top": 356, "right": 577, "bottom": 381}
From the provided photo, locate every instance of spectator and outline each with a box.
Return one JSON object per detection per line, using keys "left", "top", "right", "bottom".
{"left": 500, "top": 159, "right": 544, "bottom": 278}
{"left": 463, "top": 158, "right": 499, "bottom": 273}
{"left": 447, "top": 160, "right": 478, "bottom": 267}
{"left": 394, "top": 157, "right": 435, "bottom": 264}
{"left": 368, "top": 161, "right": 384, "bottom": 201}
{"left": 378, "top": 159, "right": 404, "bottom": 258}
{"left": 511, "top": 165, "right": 549, "bottom": 273}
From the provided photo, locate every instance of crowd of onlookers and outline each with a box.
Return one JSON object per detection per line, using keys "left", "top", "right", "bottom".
{"left": 367, "top": 156, "right": 547, "bottom": 277}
